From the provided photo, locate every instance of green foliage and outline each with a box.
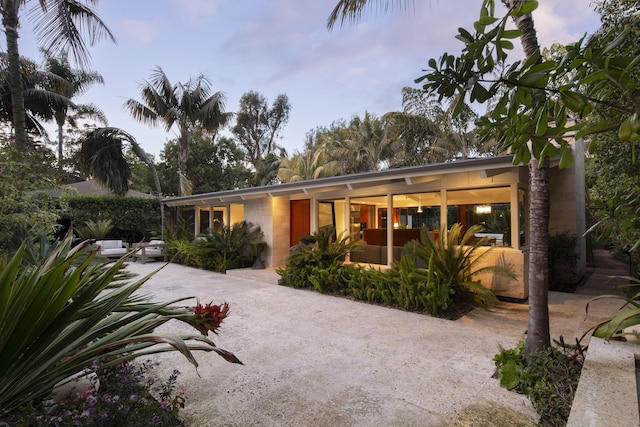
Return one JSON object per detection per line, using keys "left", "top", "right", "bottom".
{"left": 586, "top": 276, "right": 640, "bottom": 342}
{"left": 494, "top": 340, "right": 584, "bottom": 427}
{"left": 158, "top": 135, "right": 252, "bottom": 196}
{"left": 277, "top": 225, "right": 502, "bottom": 318}
{"left": 14, "top": 360, "right": 186, "bottom": 426}
{"left": 0, "top": 152, "right": 61, "bottom": 252}
{"left": 74, "top": 219, "right": 114, "bottom": 240}
{"left": 196, "top": 221, "right": 264, "bottom": 272}
{"left": 548, "top": 233, "right": 579, "bottom": 291}
{"left": 276, "top": 226, "right": 361, "bottom": 288}
{"left": 63, "top": 195, "right": 161, "bottom": 240}
{"left": 0, "top": 235, "right": 240, "bottom": 416}
{"left": 403, "top": 224, "right": 513, "bottom": 309}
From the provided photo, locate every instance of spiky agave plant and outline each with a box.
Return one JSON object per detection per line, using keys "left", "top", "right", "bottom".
{"left": 0, "top": 235, "right": 241, "bottom": 416}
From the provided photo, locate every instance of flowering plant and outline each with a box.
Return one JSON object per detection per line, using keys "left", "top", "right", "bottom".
{"left": 14, "top": 360, "right": 187, "bottom": 426}
{"left": 191, "top": 301, "right": 230, "bottom": 336}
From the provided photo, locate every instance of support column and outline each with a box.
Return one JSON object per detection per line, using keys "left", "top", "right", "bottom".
{"left": 440, "top": 190, "right": 448, "bottom": 235}
{"left": 386, "top": 194, "right": 393, "bottom": 266}
{"left": 510, "top": 183, "right": 520, "bottom": 249}
{"left": 225, "top": 205, "right": 230, "bottom": 227}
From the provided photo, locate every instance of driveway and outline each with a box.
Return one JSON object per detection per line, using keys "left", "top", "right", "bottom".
{"left": 125, "top": 261, "right": 624, "bottom": 427}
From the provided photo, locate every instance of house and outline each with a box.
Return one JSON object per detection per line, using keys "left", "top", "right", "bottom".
{"left": 164, "top": 145, "right": 586, "bottom": 300}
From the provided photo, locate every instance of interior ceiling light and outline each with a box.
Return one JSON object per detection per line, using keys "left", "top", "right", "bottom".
{"left": 475, "top": 205, "right": 492, "bottom": 215}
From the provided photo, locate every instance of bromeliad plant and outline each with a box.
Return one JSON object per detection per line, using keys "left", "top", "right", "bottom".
{"left": 0, "top": 235, "right": 241, "bottom": 416}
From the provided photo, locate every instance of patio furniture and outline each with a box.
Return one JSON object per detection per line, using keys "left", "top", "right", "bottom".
{"left": 133, "top": 240, "right": 167, "bottom": 264}
{"left": 95, "top": 240, "right": 130, "bottom": 258}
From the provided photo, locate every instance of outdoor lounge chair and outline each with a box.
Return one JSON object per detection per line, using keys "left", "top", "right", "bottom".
{"left": 95, "top": 240, "right": 130, "bottom": 258}
{"left": 133, "top": 240, "right": 167, "bottom": 264}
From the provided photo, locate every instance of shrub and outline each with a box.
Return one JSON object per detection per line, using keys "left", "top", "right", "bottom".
{"left": 493, "top": 340, "right": 584, "bottom": 427}
{"left": 0, "top": 235, "right": 241, "bottom": 417}
{"left": 195, "top": 221, "right": 264, "bottom": 272}
{"left": 548, "top": 232, "right": 579, "bottom": 291}
{"left": 403, "top": 223, "right": 514, "bottom": 309}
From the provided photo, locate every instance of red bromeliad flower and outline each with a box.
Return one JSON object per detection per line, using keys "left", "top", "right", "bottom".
{"left": 192, "top": 301, "right": 229, "bottom": 336}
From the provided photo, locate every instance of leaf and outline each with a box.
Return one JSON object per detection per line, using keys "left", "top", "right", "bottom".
{"left": 579, "top": 69, "right": 609, "bottom": 85}
{"left": 511, "top": 0, "right": 538, "bottom": 16}
{"left": 560, "top": 91, "right": 587, "bottom": 113}
{"left": 534, "top": 107, "right": 547, "bottom": 136}
{"left": 559, "top": 145, "right": 574, "bottom": 169}
{"left": 575, "top": 120, "right": 610, "bottom": 140}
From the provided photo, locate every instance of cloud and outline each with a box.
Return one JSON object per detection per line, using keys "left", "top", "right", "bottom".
{"left": 118, "top": 19, "right": 163, "bottom": 45}
{"left": 170, "top": 0, "right": 226, "bottom": 23}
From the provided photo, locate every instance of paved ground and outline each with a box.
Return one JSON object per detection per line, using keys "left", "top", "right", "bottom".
{"left": 123, "top": 258, "right": 628, "bottom": 427}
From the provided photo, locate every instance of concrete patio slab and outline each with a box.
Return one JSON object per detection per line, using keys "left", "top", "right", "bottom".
{"left": 124, "top": 261, "right": 627, "bottom": 426}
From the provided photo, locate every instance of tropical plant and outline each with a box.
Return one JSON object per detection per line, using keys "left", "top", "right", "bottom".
{"left": 584, "top": 276, "right": 640, "bottom": 342}
{"left": 125, "top": 67, "right": 232, "bottom": 196}
{"left": 276, "top": 226, "right": 362, "bottom": 288}
{"left": 74, "top": 218, "right": 113, "bottom": 240}
{"left": 0, "top": 0, "right": 115, "bottom": 152}
{"left": 0, "top": 235, "right": 241, "bottom": 416}
{"left": 14, "top": 360, "right": 188, "bottom": 426}
{"left": 278, "top": 148, "right": 338, "bottom": 182}
{"left": 41, "top": 52, "right": 107, "bottom": 170}
{"left": 77, "top": 127, "right": 166, "bottom": 237}
{"left": 195, "top": 221, "right": 265, "bottom": 272}
{"left": 402, "top": 224, "right": 514, "bottom": 308}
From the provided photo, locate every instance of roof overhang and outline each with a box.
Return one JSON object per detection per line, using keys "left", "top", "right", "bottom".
{"left": 163, "top": 155, "right": 520, "bottom": 207}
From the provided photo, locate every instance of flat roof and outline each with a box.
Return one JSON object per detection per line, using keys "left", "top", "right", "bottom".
{"left": 164, "top": 155, "right": 518, "bottom": 207}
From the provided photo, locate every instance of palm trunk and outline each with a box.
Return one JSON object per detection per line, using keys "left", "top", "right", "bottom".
{"left": 2, "top": 0, "right": 27, "bottom": 152}
{"left": 129, "top": 138, "right": 166, "bottom": 240}
{"left": 504, "top": 0, "right": 551, "bottom": 352}
{"left": 58, "top": 122, "right": 64, "bottom": 170}
{"left": 526, "top": 158, "right": 550, "bottom": 352}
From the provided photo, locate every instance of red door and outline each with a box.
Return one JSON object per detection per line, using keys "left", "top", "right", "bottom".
{"left": 290, "top": 199, "right": 310, "bottom": 247}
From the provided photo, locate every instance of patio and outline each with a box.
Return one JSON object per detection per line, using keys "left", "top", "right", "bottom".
{"left": 127, "top": 261, "right": 626, "bottom": 426}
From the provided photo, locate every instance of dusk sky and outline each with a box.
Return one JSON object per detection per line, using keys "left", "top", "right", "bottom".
{"left": 11, "top": 0, "right": 601, "bottom": 158}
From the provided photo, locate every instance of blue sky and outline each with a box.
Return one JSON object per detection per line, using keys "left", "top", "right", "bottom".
{"left": 12, "top": 0, "right": 601, "bottom": 158}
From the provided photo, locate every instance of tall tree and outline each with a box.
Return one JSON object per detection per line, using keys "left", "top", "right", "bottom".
{"left": 232, "top": 90, "right": 291, "bottom": 173}
{"left": 125, "top": 67, "right": 232, "bottom": 196}
{"left": 158, "top": 135, "right": 252, "bottom": 195}
{"left": 42, "top": 52, "right": 106, "bottom": 170}
{"left": 78, "top": 127, "right": 166, "bottom": 236}
{"left": 0, "top": 0, "right": 114, "bottom": 152}
{"left": 419, "top": 0, "right": 639, "bottom": 352}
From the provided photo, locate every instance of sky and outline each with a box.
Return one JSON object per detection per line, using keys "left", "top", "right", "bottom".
{"left": 10, "top": 0, "right": 602, "bottom": 158}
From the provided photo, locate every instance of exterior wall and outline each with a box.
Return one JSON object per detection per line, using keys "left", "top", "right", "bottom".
{"left": 244, "top": 198, "right": 274, "bottom": 267}
{"left": 271, "top": 196, "right": 290, "bottom": 267}
{"left": 473, "top": 247, "right": 529, "bottom": 300}
{"left": 549, "top": 139, "right": 587, "bottom": 281}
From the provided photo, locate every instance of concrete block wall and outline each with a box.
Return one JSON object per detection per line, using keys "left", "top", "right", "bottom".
{"left": 244, "top": 198, "right": 274, "bottom": 267}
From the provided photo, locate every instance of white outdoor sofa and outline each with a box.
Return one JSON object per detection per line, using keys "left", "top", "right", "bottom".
{"left": 133, "top": 240, "right": 167, "bottom": 264}
{"left": 95, "top": 240, "right": 130, "bottom": 258}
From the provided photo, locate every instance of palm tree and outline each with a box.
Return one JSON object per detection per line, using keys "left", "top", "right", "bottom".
{"left": 328, "top": 0, "right": 552, "bottom": 352}
{"left": 42, "top": 52, "right": 107, "bottom": 170}
{"left": 0, "top": 0, "right": 114, "bottom": 152}
{"left": 125, "top": 67, "right": 232, "bottom": 196}
{"left": 78, "top": 127, "right": 166, "bottom": 237}
{"left": 278, "top": 149, "right": 338, "bottom": 182}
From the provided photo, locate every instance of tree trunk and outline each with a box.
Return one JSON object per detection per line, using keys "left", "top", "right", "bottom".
{"left": 58, "top": 122, "right": 64, "bottom": 170}
{"left": 505, "top": 0, "right": 551, "bottom": 352}
{"left": 2, "top": 0, "right": 27, "bottom": 152}
{"left": 525, "top": 158, "right": 550, "bottom": 352}
{"left": 177, "top": 132, "right": 191, "bottom": 196}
